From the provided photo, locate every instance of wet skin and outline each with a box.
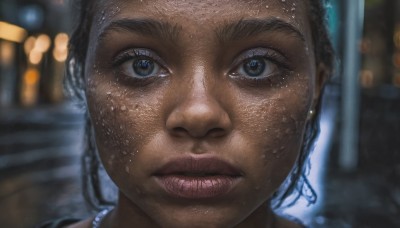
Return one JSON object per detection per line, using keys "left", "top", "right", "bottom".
{"left": 83, "top": 0, "right": 323, "bottom": 227}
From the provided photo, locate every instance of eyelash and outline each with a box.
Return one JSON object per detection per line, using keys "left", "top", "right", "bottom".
{"left": 229, "top": 49, "right": 291, "bottom": 84}
{"left": 112, "top": 49, "right": 168, "bottom": 84}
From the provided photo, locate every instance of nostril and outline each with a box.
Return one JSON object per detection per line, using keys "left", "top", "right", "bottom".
{"left": 172, "top": 127, "right": 189, "bottom": 137}
{"left": 171, "top": 127, "right": 226, "bottom": 138}
{"left": 207, "top": 128, "right": 226, "bottom": 138}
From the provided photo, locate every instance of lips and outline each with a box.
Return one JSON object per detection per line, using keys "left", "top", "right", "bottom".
{"left": 153, "top": 156, "right": 243, "bottom": 199}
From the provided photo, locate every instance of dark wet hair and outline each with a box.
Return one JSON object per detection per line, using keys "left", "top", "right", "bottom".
{"left": 65, "top": 0, "right": 334, "bottom": 211}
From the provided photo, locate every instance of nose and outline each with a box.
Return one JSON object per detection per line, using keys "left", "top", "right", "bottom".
{"left": 166, "top": 78, "right": 232, "bottom": 139}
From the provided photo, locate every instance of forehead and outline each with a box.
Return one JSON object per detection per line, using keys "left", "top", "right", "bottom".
{"left": 92, "top": 0, "right": 310, "bottom": 31}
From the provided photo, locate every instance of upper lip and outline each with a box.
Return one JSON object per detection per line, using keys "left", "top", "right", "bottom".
{"left": 153, "top": 156, "right": 243, "bottom": 177}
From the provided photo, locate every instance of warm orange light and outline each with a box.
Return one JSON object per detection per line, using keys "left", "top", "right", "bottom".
{"left": 55, "top": 33, "right": 69, "bottom": 49}
{"left": 24, "top": 68, "right": 40, "bottom": 85}
{"left": 53, "top": 33, "right": 69, "bottom": 62}
{"left": 34, "top": 34, "right": 51, "bottom": 53}
{"left": 0, "top": 21, "right": 27, "bottom": 43}
{"left": 24, "top": 36, "right": 36, "bottom": 56}
{"left": 0, "top": 41, "right": 15, "bottom": 65}
{"left": 21, "top": 67, "right": 40, "bottom": 106}
{"left": 29, "top": 49, "right": 43, "bottom": 65}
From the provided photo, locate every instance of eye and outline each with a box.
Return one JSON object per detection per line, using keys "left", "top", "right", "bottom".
{"left": 113, "top": 49, "right": 168, "bottom": 80}
{"left": 237, "top": 57, "right": 279, "bottom": 78}
{"left": 124, "top": 58, "right": 158, "bottom": 77}
{"left": 122, "top": 57, "right": 164, "bottom": 78}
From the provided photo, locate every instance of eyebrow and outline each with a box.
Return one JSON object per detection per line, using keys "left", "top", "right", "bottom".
{"left": 98, "top": 18, "right": 181, "bottom": 43}
{"left": 216, "top": 18, "right": 306, "bottom": 43}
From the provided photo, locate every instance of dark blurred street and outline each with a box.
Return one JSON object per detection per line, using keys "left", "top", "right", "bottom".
{"left": 0, "top": 103, "right": 89, "bottom": 228}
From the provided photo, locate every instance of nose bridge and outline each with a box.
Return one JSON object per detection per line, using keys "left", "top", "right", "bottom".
{"left": 166, "top": 65, "right": 231, "bottom": 138}
{"left": 188, "top": 65, "right": 213, "bottom": 101}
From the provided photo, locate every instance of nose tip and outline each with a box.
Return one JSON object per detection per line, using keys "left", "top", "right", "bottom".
{"left": 166, "top": 98, "right": 232, "bottom": 138}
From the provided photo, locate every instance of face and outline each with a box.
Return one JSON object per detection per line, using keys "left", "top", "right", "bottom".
{"left": 85, "top": 0, "right": 319, "bottom": 227}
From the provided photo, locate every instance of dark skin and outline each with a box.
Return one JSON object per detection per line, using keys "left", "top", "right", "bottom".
{"left": 69, "top": 0, "right": 326, "bottom": 227}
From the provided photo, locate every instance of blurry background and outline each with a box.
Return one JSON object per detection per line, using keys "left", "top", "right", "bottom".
{"left": 0, "top": 0, "right": 399, "bottom": 227}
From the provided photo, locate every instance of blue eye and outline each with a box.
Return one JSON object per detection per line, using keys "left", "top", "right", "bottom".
{"left": 237, "top": 57, "right": 279, "bottom": 79}
{"left": 120, "top": 56, "right": 165, "bottom": 79}
{"left": 114, "top": 49, "right": 168, "bottom": 80}
{"left": 132, "top": 59, "right": 155, "bottom": 77}
{"left": 243, "top": 57, "right": 266, "bottom": 77}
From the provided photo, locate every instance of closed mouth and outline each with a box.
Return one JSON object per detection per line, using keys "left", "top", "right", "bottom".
{"left": 153, "top": 156, "right": 243, "bottom": 199}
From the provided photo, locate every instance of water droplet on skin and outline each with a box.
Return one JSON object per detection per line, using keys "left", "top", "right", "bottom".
{"left": 125, "top": 140, "right": 129, "bottom": 144}
{"left": 111, "top": 106, "right": 115, "bottom": 111}
{"left": 125, "top": 166, "right": 130, "bottom": 173}
{"left": 122, "top": 151, "right": 128, "bottom": 155}
{"left": 265, "top": 5, "right": 269, "bottom": 9}
{"left": 121, "top": 105, "right": 127, "bottom": 111}
{"left": 254, "top": 186, "right": 261, "bottom": 190}
{"left": 282, "top": 0, "right": 286, "bottom": 2}
{"left": 106, "top": 91, "right": 112, "bottom": 95}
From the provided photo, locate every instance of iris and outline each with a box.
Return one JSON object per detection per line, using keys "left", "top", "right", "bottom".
{"left": 132, "top": 59, "right": 155, "bottom": 77}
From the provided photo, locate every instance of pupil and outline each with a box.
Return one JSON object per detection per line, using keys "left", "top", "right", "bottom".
{"left": 244, "top": 58, "right": 265, "bottom": 77}
{"left": 133, "top": 59, "right": 155, "bottom": 77}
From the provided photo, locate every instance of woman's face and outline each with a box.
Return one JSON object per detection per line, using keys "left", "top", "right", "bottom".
{"left": 85, "top": 0, "right": 320, "bottom": 227}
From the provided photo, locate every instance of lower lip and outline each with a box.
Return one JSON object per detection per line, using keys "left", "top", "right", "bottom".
{"left": 155, "top": 175, "right": 240, "bottom": 199}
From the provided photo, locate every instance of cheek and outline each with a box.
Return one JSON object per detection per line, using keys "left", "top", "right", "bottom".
{"left": 86, "top": 77, "right": 163, "bottom": 183}
{"left": 235, "top": 74, "right": 312, "bottom": 193}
